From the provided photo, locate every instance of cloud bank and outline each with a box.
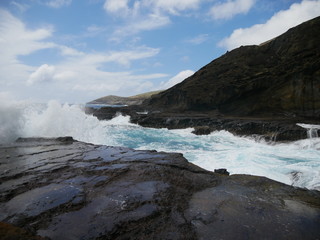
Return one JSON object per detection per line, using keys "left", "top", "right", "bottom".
{"left": 0, "top": 9, "right": 167, "bottom": 102}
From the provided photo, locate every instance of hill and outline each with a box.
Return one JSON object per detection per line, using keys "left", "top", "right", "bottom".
{"left": 144, "top": 16, "right": 320, "bottom": 119}
{"left": 88, "top": 90, "right": 162, "bottom": 106}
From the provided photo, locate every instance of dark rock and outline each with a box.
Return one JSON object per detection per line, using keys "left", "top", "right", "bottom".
{"left": 143, "top": 17, "right": 320, "bottom": 120}
{"left": 56, "top": 136, "right": 74, "bottom": 142}
{"left": 192, "top": 126, "right": 212, "bottom": 135}
{"left": 86, "top": 105, "right": 315, "bottom": 141}
{"left": 144, "top": 17, "right": 320, "bottom": 120}
{"left": 86, "top": 18, "right": 320, "bottom": 142}
{"left": 87, "top": 107, "right": 313, "bottom": 141}
{"left": 0, "top": 221, "right": 46, "bottom": 240}
{"left": 214, "top": 169, "right": 230, "bottom": 176}
{"left": 0, "top": 138, "right": 319, "bottom": 239}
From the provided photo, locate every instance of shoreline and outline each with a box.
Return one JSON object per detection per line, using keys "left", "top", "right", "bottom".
{"left": 85, "top": 105, "right": 320, "bottom": 142}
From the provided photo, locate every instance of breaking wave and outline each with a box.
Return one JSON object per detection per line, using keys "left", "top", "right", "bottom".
{"left": 0, "top": 100, "right": 319, "bottom": 190}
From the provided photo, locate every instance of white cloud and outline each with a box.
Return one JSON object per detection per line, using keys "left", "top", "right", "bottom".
{"left": 72, "top": 72, "right": 165, "bottom": 93}
{"left": 53, "top": 70, "right": 76, "bottom": 81}
{"left": 23, "top": 47, "right": 165, "bottom": 98}
{"left": 209, "top": 0, "right": 255, "bottom": 20}
{"left": 72, "top": 47, "right": 160, "bottom": 67}
{"left": 0, "top": 9, "right": 167, "bottom": 102}
{"left": 104, "top": 0, "right": 202, "bottom": 41}
{"left": 11, "top": 1, "right": 30, "bottom": 12}
{"left": 186, "top": 34, "right": 209, "bottom": 45}
{"left": 111, "top": 13, "right": 170, "bottom": 41}
{"left": 159, "top": 70, "right": 194, "bottom": 89}
{"left": 0, "top": 9, "right": 55, "bottom": 87}
{"left": 147, "top": 0, "right": 201, "bottom": 15}
{"left": 58, "top": 45, "right": 84, "bottom": 56}
{"left": 27, "top": 64, "right": 56, "bottom": 85}
{"left": 219, "top": 0, "right": 320, "bottom": 50}
{"left": 104, "top": 0, "right": 201, "bottom": 15}
{"left": 104, "top": 0, "right": 129, "bottom": 14}
{"left": 86, "top": 25, "right": 106, "bottom": 37}
{"left": 0, "top": 9, "right": 54, "bottom": 58}
{"left": 45, "top": 0, "right": 72, "bottom": 8}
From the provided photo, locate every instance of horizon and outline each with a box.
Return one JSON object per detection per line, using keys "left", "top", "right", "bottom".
{"left": 0, "top": 0, "right": 320, "bottom": 103}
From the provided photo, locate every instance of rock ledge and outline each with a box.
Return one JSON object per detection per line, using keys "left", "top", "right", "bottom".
{"left": 0, "top": 138, "right": 319, "bottom": 239}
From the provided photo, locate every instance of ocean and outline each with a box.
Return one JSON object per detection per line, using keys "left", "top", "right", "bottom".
{"left": 1, "top": 100, "right": 319, "bottom": 190}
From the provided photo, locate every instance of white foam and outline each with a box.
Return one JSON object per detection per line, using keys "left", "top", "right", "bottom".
{"left": 0, "top": 98, "right": 319, "bottom": 190}
{"left": 136, "top": 128, "right": 320, "bottom": 190}
{"left": 297, "top": 123, "right": 320, "bottom": 139}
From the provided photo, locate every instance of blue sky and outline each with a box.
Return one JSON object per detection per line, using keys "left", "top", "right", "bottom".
{"left": 0, "top": 0, "right": 319, "bottom": 103}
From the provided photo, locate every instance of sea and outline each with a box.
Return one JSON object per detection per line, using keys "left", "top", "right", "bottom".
{"left": 1, "top": 100, "right": 319, "bottom": 190}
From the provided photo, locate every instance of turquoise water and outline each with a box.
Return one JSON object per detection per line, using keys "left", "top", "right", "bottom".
{"left": 104, "top": 117, "right": 320, "bottom": 190}
{"left": 85, "top": 103, "right": 128, "bottom": 109}
{"left": 1, "top": 101, "right": 320, "bottom": 190}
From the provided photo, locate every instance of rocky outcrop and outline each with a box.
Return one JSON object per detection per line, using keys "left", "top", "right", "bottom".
{"left": 1, "top": 137, "right": 319, "bottom": 239}
{"left": 85, "top": 106, "right": 316, "bottom": 141}
{"left": 129, "top": 113, "right": 314, "bottom": 141}
{"left": 86, "top": 17, "right": 320, "bottom": 141}
{"left": 144, "top": 17, "right": 320, "bottom": 119}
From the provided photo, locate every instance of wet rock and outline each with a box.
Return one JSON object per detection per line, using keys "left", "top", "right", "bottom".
{"left": 214, "top": 168, "right": 230, "bottom": 176}
{"left": 0, "top": 221, "right": 46, "bottom": 240}
{"left": 0, "top": 138, "right": 319, "bottom": 239}
{"left": 87, "top": 106, "right": 314, "bottom": 141}
{"left": 129, "top": 114, "right": 310, "bottom": 141}
{"left": 185, "top": 175, "right": 320, "bottom": 240}
{"left": 192, "top": 126, "right": 212, "bottom": 135}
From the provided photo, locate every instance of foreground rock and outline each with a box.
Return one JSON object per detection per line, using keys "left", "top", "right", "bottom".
{"left": 0, "top": 137, "right": 319, "bottom": 240}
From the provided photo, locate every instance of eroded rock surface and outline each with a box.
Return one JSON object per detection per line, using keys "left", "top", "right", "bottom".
{"left": 0, "top": 137, "right": 319, "bottom": 239}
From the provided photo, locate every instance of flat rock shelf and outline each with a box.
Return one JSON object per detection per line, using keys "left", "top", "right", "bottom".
{"left": 0, "top": 137, "right": 319, "bottom": 240}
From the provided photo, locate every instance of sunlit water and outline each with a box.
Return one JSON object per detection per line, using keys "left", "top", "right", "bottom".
{"left": 1, "top": 100, "right": 319, "bottom": 190}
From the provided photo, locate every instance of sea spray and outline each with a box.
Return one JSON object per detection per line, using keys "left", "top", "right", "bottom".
{"left": 0, "top": 93, "right": 30, "bottom": 143}
{"left": 0, "top": 100, "right": 319, "bottom": 190}
{"left": 21, "top": 101, "right": 118, "bottom": 146}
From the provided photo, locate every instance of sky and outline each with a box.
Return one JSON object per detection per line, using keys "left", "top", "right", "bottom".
{"left": 0, "top": 0, "right": 319, "bottom": 103}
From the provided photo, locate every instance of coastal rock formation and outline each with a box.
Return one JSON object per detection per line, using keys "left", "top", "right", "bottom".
{"left": 144, "top": 17, "right": 320, "bottom": 119}
{"left": 85, "top": 106, "right": 315, "bottom": 141}
{"left": 86, "top": 17, "right": 320, "bottom": 141}
{"left": 1, "top": 137, "right": 320, "bottom": 239}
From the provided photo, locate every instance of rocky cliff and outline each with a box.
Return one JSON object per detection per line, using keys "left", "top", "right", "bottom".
{"left": 145, "top": 16, "right": 320, "bottom": 119}
{"left": 86, "top": 17, "right": 320, "bottom": 141}
{"left": 0, "top": 138, "right": 320, "bottom": 239}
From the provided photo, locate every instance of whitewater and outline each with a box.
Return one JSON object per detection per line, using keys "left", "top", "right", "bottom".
{"left": 1, "top": 100, "right": 319, "bottom": 190}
